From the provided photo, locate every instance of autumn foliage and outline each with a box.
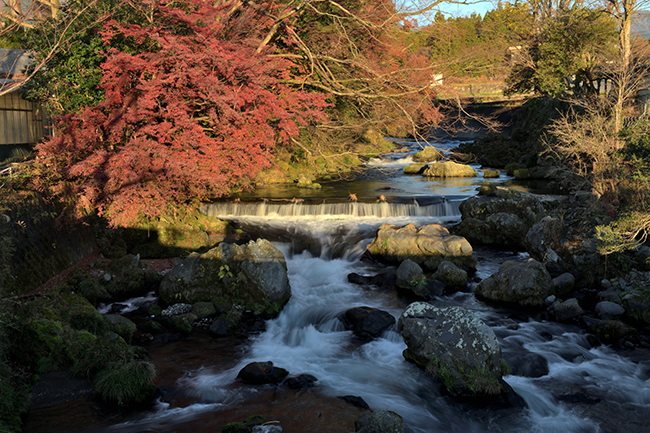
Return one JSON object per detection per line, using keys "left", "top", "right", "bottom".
{"left": 35, "top": 0, "right": 329, "bottom": 226}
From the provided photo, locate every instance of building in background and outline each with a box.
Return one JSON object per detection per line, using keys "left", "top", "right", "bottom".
{"left": 0, "top": 49, "right": 49, "bottom": 160}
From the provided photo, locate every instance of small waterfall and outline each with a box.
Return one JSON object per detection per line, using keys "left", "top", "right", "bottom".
{"left": 200, "top": 198, "right": 462, "bottom": 259}
{"left": 201, "top": 197, "right": 460, "bottom": 220}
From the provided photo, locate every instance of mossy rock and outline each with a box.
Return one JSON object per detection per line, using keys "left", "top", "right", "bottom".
{"left": 403, "top": 163, "right": 428, "bottom": 175}
{"left": 191, "top": 302, "right": 217, "bottom": 320}
{"left": 413, "top": 147, "right": 443, "bottom": 162}
{"left": 505, "top": 162, "right": 526, "bottom": 176}
{"left": 513, "top": 168, "right": 530, "bottom": 179}
{"left": 146, "top": 303, "right": 163, "bottom": 317}
{"left": 167, "top": 313, "right": 197, "bottom": 334}
{"left": 124, "top": 209, "right": 239, "bottom": 258}
{"left": 104, "top": 315, "right": 137, "bottom": 343}
{"left": 298, "top": 182, "right": 322, "bottom": 189}
{"left": 483, "top": 169, "right": 500, "bottom": 178}
{"left": 141, "top": 320, "right": 164, "bottom": 334}
{"left": 423, "top": 161, "right": 477, "bottom": 178}
{"left": 221, "top": 422, "right": 249, "bottom": 433}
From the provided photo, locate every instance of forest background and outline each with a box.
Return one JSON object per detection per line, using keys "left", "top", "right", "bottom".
{"left": 3, "top": 0, "right": 650, "bottom": 429}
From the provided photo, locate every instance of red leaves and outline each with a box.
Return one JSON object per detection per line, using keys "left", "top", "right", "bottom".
{"left": 36, "top": 0, "right": 329, "bottom": 227}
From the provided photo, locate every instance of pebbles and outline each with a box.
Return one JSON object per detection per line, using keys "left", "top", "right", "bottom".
{"left": 161, "top": 303, "right": 192, "bottom": 316}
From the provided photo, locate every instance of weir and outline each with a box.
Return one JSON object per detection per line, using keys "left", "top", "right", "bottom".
{"left": 201, "top": 197, "right": 462, "bottom": 220}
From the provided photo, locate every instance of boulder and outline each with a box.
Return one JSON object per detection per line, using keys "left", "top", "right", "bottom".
{"left": 595, "top": 301, "right": 625, "bottom": 320}
{"left": 423, "top": 161, "right": 477, "bottom": 178}
{"left": 103, "top": 314, "right": 137, "bottom": 343}
{"left": 355, "top": 410, "right": 404, "bottom": 433}
{"left": 475, "top": 259, "right": 554, "bottom": 308}
{"left": 403, "top": 163, "right": 428, "bottom": 174}
{"left": 552, "top": 273, "right": 575, "bottom": 297}
{"left": 453, "top": 191, "right": 547, "bottom": 249}
{"left": 552, "top": 298, "right": 584, "bottom": 322}
{"left": 238, "top": 361, "right": 289, "bottom": 385}
{"left": 524, "top": 216, "right": 564, "bottom": 263}
{"left": 398, "top": 302, "right": 507, "bottom": 399}
{"left": 396, "top": 260, "right": 426, "bottom": 290}
{"left": 159, "top": 239, "right": 291, "bottom": 318}
{"left": 367, "top": 223, "right": 476, "bottom": 272}
{"left": 209, "top": 317, "right": 237, "bottom": 337}
{"left": 191, "top": 301, "right": 217, "bottom": 319}
{"left": 433, "top": 261, "right": 468, "bottom": 292}
{"left": 340, "top": 307, "right": 396, "bottom": 339}
{"left": 412, "top": 147, "right": 443, "bottom": 162}
{"left": 284, "top": 374, "right": 318, "bottom": 389}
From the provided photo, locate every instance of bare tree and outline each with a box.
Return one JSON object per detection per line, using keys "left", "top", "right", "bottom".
{"left": 602, "top": 0, "right": 650, "bottom": 131}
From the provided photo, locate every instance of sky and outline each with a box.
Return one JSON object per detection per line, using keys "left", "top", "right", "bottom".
{"left": 438, "top": 0, "right": 495, "bottom": 18}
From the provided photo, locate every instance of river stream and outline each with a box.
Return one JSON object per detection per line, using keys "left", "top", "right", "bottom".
{"left": 24, "top": 139, "right": 650, "bottom": 433}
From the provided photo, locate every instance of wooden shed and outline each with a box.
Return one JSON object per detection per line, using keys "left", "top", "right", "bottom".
{"left": 0, "top": 49, "right": 50, "bottom": 149}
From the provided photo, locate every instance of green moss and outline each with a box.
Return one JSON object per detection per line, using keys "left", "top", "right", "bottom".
{"left": 221, "top": 422, "right": 249, "bottom": 433}
{"left": 483, "top": 169, "right": 500, "bottom": 178}
{"left": 413, "top": 147, "right": 443, "bottom": 162}
{"left": 467, "top": 368, "right": 502, "bottom": 396}
{"left": 505, "top": 162, "right": 526, "bottom": 176}
{"left": 70, "top": 334, "right": 132, "bottom": 378}
{"left": 166, "top": 313, "right": 196, "bottom": 334}
{"left": 104, "top": 315, "right": 137, "bottom": 343}
{"left": 513, "top": 168, "right": 530, "bottom": 179}
{"left": 244, "top": 415, "right": 266, "bottom": 425}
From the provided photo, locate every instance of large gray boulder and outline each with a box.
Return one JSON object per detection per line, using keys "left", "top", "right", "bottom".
{"left": 159, "top": 239, "right": 291, "bottom": 317}
{"left": 475, "top": 259, "right": 554, "bottom": 308}
{"left": 398, "top": 302, "right": 506, "bottom": 399}
{"left": 367, "top": 223, "right": 476, "bottom": 272}
{"left": 453, "top": 190, "right": 547, "bottom": 249}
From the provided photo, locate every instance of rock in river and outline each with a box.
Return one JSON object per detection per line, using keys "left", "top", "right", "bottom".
{"left": 398, "top": 302, "right": 510, "bottom": 401}
{"left": 475, "top": 259, "right": 554, "bottom": 308}
{"left": 159, "top": 239, "right": 291, "bottom": 318}
{"left": 367, "top": 223, "right": 476, "bottom": 272}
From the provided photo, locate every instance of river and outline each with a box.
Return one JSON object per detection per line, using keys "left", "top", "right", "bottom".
{"left": 24, "top": 139, "right": 650, "bottom": 433}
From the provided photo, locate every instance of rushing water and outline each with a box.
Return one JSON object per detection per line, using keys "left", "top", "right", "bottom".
{"left": 26, "top": 140, "right": 650, "bottom": 433}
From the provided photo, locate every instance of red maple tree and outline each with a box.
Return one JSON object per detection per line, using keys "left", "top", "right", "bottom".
{"left": 35, "top": 0, "right": 329, "bottom": 226}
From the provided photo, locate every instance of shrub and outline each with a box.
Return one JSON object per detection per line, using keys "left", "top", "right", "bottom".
{"left": 93, "top": 360, "right": 156, "bottom": 406}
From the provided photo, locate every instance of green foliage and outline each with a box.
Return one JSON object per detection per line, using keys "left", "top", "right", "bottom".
{"left": 21, "top": 0, "right": 153, "bottom": 115}
{"left": 594, "top": 121, "right": 650, "bottom": 255}
{"left": 420, "top": 3, "right": 532, "bottom": 78}
{"left": 0, "top": 298, "right": 30, "bottom": 433}
{"left": 93, "top": 360, "right": 156, "bottom": 405}
{"left": 505, "top": 8, "right": 616, "bottom": 96}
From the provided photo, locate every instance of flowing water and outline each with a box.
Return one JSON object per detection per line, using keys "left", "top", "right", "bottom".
{"left": 25, "top": 140, "right": 650, "bottom": 433}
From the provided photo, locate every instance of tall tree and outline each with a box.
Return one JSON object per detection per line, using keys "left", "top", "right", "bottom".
{"left": 603, "top": 0, "right": 650, "bottom": 131}
{"left": 34, "top": 0, "right": 329, "bottom": 226}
